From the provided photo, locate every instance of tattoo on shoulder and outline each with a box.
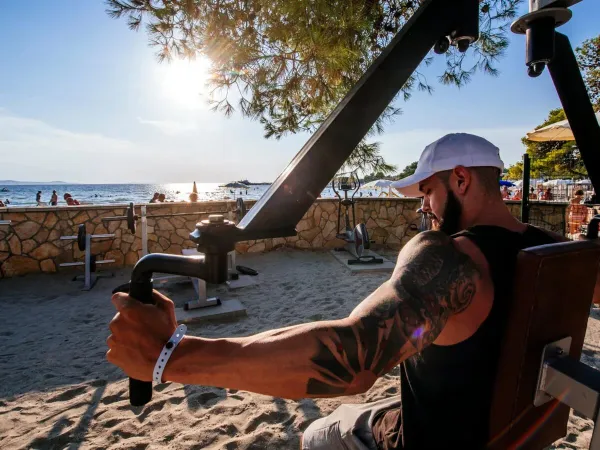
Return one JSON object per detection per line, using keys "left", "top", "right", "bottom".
{"left": 306, "top": 231, "right": 480, "bottom": 396}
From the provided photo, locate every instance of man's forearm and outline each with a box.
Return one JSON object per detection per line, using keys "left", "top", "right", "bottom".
{"left": 162, "top": 318, "right": 373, "bottom": 400}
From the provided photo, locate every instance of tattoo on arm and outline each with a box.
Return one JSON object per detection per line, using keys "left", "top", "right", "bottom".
{"left": 306, "top": 232, "right": 480, "bottom": 396}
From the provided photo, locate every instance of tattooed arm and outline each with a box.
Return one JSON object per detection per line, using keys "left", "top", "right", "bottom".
{"left": 161, "top": 231, "right": 481, "bottom": 399}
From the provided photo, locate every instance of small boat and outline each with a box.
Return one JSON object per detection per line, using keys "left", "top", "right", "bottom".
{"left": 0, "top": 188, "right": 8, "bottom": 192}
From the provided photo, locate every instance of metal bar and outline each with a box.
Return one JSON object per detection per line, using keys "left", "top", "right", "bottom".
{"left": 0, "top": 220, "right": 11, "bottom": 225}
{"left": 141, "top": 205, "right": 148, "bottom": 257}
{"left": 84, "top": 234, "right": 91, "bottom": 290}
{"left": 542, "top": 357, "right": 600, "bottom": 419}
{"left": 102, "top": 211, "right": 229, "bottom": 221}
{"left": 59, "top": 262, "right": 85, "bottom": 267}
{"left": 522, "top": 153, "right": 531, "bottom": 223}
{"left": 60, "top": 236, "right": 77, "bottom": 240}
{"left": 548, "top": 32, "right": 600, "bottom": 194}
{"left": 96, "top": 260, "right": 116, "bottom": 264}
{"left": 90, "top": 234, "right": 116, "bottom": 239}
{"left": 238, "top": 0, "right": 467, "bottom": 234}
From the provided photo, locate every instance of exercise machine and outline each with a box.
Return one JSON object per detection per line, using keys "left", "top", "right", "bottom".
{"left": 115, "top": 4, "right": 600, "bottom": 448}
{"left": 331, "top": 172, "right": 383, "bottom": 265}
{"left": 59, "top": 224, "right": 115, "bottom": 290}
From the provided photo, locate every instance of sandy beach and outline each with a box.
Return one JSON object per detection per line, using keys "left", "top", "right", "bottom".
{"left": 0, "top": 248, "right": 598, "bottom": 449}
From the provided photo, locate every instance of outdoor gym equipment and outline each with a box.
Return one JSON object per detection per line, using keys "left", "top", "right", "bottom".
{"left": 0, "top": 220, "right": 11, "bottom": 226}
{"left": 59, "top": 224, "right": 115, "bottom": 290}
{"left": 102, "top": 198, "right": 247, "bottom": 235}
{"left": 117, "top": 4, "right": 600, "bottom": 448}
{"left": 331, "top": 172, "right": 383, "bottom": 264}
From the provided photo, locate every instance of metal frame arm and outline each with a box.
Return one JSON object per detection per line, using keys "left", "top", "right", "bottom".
{"left": 548, "top": 32, "right": 600, "bottom": 192}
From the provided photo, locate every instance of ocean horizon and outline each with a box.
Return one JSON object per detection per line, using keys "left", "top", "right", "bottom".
{"left": 0, "top": 182, "right": 387, "bottom": 207}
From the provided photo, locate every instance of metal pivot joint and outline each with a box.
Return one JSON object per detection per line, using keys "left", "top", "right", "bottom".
{"left": 511, "top": 0, "right": 581, "bottom": 77}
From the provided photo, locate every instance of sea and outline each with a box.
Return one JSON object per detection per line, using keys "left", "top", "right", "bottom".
{"left": 0, "top": 182, "right": 386, "bottom": 207}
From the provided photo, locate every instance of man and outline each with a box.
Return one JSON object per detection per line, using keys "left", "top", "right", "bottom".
{"left": 50, "top": 190, "right": 58, "bottom": 206}
{"left": 149, "top": 192, "right": 160, "bottom": 203}
{"left": 36, "top": 190, "right": 42, "bottom": 204}
{"left": 107, "top": 134, "right": 586, "bottom": 449}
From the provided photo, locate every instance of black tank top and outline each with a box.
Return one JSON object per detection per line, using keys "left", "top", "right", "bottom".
{"left": 397, "top": 225, "right": 557, "bottom": 449}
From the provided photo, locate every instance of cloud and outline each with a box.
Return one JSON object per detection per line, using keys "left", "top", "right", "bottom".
{"left": 137, "top": 117, "right": 198, "bottom": 135}
{"left": 0, "top": 109, "right": 149, "bottom": 183}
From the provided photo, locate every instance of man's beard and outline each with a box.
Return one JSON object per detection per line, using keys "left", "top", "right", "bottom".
{"left": 433, "top": 190, "right": 463, "bottom": 235}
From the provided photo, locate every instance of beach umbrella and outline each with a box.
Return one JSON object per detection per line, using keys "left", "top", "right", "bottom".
{"left": 525, "top": 111, "right": 600, "bottom": 142}
{"left": 499, "top": 180, "right": 515, "bottom": 187}
{"left": 192, "top": 181, "right": 198, "bottom": 193}
{"left": 362, "top": 179, "right": 393, "bottom": 189}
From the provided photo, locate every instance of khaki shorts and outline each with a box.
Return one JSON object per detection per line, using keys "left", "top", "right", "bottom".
{"left": 301, "top": 395, "right": 402, "bottom": 450}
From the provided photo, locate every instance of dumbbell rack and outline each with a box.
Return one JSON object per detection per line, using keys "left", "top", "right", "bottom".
{"left": 60, "top": 226, "right": 116, "bottom": 290}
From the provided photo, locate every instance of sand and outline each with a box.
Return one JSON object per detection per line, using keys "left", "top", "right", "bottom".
{"left": 0, "top": 248, "right": 598, "bottom": 449}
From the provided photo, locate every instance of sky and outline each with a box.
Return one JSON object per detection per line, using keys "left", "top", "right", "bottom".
{"left": 0, "top": 1, "right": 598, "bottom": 184}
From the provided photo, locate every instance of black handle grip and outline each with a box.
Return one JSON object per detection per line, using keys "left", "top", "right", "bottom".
{"left": 127, "top": 277, "right": 154, "bottom": 406}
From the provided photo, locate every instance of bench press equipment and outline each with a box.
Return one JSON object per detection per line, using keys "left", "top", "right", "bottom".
{"left": 116, "top": 8, "right": 600, "bottom": 450}
{"left": 60, "top": 224, "right": 116, "bottom": 290}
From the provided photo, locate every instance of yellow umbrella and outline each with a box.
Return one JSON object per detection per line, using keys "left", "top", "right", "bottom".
{"left": 526, "top": 112, "right": 600, "bottom": 142}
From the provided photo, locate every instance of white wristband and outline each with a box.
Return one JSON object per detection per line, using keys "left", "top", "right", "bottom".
{"left": 153, "top": 324, "right": 187, "bottom": 384}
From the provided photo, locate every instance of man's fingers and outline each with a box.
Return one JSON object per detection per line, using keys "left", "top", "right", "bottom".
{"left": 152, "top": 290, "right": 175, "bottom": 314}
{"left": 111, "top": 292, "right": 144, "bottom": 315}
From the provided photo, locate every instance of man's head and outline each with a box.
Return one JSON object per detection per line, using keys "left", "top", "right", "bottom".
{"left": 158, "top": 193, "right": 166, "bottom": 202}
{"left": 152, "top": 192, "right": 159, "bottom": 199}
{"left": 391, "top": 133, "right": 505, "bottom": 235}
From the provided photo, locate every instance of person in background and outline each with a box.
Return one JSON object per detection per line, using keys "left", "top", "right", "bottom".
{"left": 64, "top": 193, "right": 80, "bottom": 206}
{"left": 0, "top": 200, "right": 5, "bottom": 207}
{"left": 50, "top": 190, "right": 58, "bottom": 206}
{"left": 529, "top": 186, "right": 537, "bottom": 200}
{"left": 4, "top": 199, "right": 10, "bottom": 205}
{"left": 543, "top": 187, "right": 554, "bottom": 201}
{"left": 512, "top": 188, "right": 522, "bottom": 201}
{"left": 189, "top": 192, "right": 198, "bottom": 202}
{"left": 537, "top": 185, "right": 545, "bottom": 200}
{"left": 568, "top": 189, "right": 588, "bottom": 236}
{"left": 501, "top": 185, "right": 510, "bottom": 199}
{"left": 158, "top": 193, "right": 166, "bottom": 202}
{"left": 36, "top": 191, "right": 42, "bottom": 204}
{"left": 149, "top": 192, "right": 160, "bottom": 203}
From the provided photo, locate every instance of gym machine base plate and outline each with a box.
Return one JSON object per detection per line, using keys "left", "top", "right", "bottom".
{"left": 329, "top": 249, "right": 395, "bottom": 275}
{"left": 175, "top": 299, "right": 247, "bottom": 324}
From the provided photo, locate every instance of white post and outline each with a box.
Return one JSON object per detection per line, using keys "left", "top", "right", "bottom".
{"left": 141, "top": 205, "right": 148, "bottom": 256}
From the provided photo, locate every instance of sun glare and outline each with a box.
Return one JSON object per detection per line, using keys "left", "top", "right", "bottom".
{"left": 157, "top": 57, "right": 212, "bottom": 109}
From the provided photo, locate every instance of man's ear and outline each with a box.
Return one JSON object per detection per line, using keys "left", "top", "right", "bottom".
{"left": 451, "top": 166, "right": 472, "bottom": 195}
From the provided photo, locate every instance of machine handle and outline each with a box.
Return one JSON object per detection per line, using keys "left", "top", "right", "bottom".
{"left": 127, "top": 277, "right": 155, "bottom": 406}
{"left": 113, "top": 253, "right": 207, "bottom": 407}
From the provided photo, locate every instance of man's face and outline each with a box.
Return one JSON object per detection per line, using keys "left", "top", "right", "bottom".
{"left": 418, "top": 174, "right": 463, "bottom": 235}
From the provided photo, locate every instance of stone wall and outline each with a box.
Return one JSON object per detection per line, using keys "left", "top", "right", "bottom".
{"left": 0, "top": 198, "right": 568, "bottom": 278}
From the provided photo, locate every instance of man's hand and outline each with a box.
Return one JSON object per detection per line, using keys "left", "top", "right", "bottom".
{"left": 106, "top": 290, "right": 178, "bottom": 382}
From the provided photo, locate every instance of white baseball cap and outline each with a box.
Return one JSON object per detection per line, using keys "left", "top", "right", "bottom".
{"left": 390, "top": 133, "right": 504, "bottom": 197}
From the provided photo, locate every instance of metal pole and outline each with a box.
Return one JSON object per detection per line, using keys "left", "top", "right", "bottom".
{"left": 84, "top": 233, "right": 91, "bottom": 290}
{"left": 522, "top": 154, "right": 531, "bottom": 223}
{"left": 141, "top": 206, "right": 148, "bottom": 256}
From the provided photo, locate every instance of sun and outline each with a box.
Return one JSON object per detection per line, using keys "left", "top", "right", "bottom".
{"left": 156, "top": 56, "right": 212, "bottom": 109}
